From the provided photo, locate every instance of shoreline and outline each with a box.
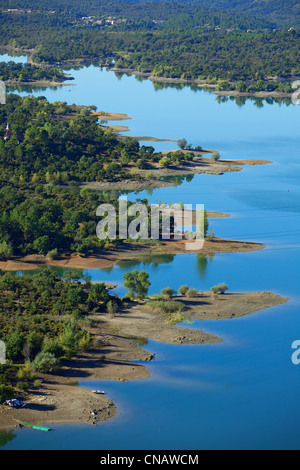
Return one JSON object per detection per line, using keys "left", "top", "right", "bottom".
{"left": 0, "top": 290, "right": 288, "bottom": 430}
{"left": 6, "top": 79, "right": 76, "bottom": 87}
{"left": 0, "top": 45, "right": 294, "bottom": 99}
{"left": 110, "top": 67, "right": 295, "bottom": 99}
{"left": 80, "top": 156, "right": 272, "bottom": 191}
{"left": 0, "top": 235, "right": 265, "bottom": 273}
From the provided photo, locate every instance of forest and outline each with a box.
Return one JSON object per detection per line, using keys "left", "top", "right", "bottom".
{"left": 0, "top": 268, "right": 120, "bottom": 400}
{"left": 0, "top": 95, "right": 207, "bottom": 259}
{"left": 0, "top": 61, "right": 68, "bottom": 82}
{"left": 0, "top": 1, "right": 298, "bottom": 86}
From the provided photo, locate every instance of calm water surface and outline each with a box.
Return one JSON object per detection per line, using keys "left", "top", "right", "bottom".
{"left": 1, "top": 55, "right": 299, "bottom": 450}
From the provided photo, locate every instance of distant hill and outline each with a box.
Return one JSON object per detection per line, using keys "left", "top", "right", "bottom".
{"left": 190, "top": 0, "right": 300, "bottom": 26}
{"left": 0, "top": 0, "right": 298, "bottom": 26}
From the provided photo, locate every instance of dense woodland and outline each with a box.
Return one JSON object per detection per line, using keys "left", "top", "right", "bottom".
{"left": 0, "top": 0, "right": 298, "bottom": 26}
{"left": 0, "top": 94, "right": 207, "bottom": 259}
{"left": 0, "top": 0, "right": 298, "bottom": 86}
{"left": 0, "top": 268, "right": 120, "bottom": 400}
{"left": 0, "top": 61, "right": 68, "bottom": 82}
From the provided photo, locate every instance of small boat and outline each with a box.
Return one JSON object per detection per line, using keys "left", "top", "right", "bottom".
{"left": 92, "top": 390, "right": 105, "bottom": 394}
{"left": 18, "top": 421, "right": 51, "bottom": 432}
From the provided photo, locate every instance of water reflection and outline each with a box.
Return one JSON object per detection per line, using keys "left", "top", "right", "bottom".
{"left": 7, "top": 84, "right": 69, "bottom": 94}
{"left": 215, "top": 94, "right": 292, "bottom": 108}
{"left": 117, "top": 254, "right": 175, "bottom": 269}
{"left": 0, "top": 429, "right": 17, "bottom": 447}
{"left": 196, "top": 253, "right": 214, "bottom": 278}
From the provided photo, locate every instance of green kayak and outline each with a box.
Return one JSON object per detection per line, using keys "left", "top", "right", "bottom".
{"left": 18, "top": 421, "right": 51, "bottom": 431}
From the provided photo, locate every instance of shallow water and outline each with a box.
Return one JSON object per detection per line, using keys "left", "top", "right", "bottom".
{"left": 1, "top": 55, "right": 300, "bottom": 450}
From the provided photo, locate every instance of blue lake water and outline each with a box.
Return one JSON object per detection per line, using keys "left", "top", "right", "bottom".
{"left": 1, "top": 55, "right": 300, "bottom": 450}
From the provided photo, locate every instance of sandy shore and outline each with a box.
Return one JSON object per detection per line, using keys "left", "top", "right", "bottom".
{"left": 80, "top": 156, "right": 272, "bottom": 191}
{"left": 6, "top": 79, "right": 75, "bottom": 87}
{"left": 0, "top": 290, "right": 288, "bottom": 429}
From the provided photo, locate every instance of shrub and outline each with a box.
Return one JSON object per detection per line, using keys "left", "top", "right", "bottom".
{"left": 160, "top": 287, "right": 177, "bottom": 299}
{"left": 46, "top": 248, "right": 58, "bottom": 260}
{"left": 0, "top": 241, "right": 13, "bottom": 260}
{"left": 211, "top": 283, "right": 229, "bottom": 294}
{"left": 211, "top": 152, "right": 220, "bottom": 161}
{"left": 42, "top": 338, "right": 65, "bottom": 358}
{"left": 211, "top": 285, "right": 219, "bottom": 295}
{"left": 159, "top": 156, "right": 171, "bottom": 168}
{"left": 178, "top": 285, "right": 189, "bottom": 296}
{"left": 106, "top": 300, "right": 118, "bottom": 315}
{"left": 16, "top": 381, "right": 29, "bottom": 391}
{"left": 217, "top": 282, "right": 228, "bottom": 294}
{"left": 165, "top": 312, "right": 186, "bottom": 325}
{"left": 206, "top": 228, "right": 215, "bottom": 241}
{"left": 31, "top": 352, "right": 60, "bottom": 373}
{"left": 145, "top": 170, "right": 154, "bottom": 179}
{"left": 0, "top": 384, "right": 14, "bottom": 402}
{"left": 17, "top": 362, "right": 35, "bottom": 381}
{"left": 186, "top": 288, "right": 198, "bottom": 297}
{"left": 143, "top": 300, "right": 185, "bottom": 314}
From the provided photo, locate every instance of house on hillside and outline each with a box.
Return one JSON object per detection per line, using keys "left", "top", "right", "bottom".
{"left": 4, "top": 123, "right": 24, "bottom": 143}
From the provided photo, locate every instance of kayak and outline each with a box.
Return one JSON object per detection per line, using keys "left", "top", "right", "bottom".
{"left": 92, "top": 390, "right": 105, "bottom": 394}
{"left": 18, "top": 421, "right": 51, "bottom": 431}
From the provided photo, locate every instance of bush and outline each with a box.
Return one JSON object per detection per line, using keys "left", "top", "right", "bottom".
{"left": 46, "top": 248, "right": 58, "bottom": 260}
{"left": 164, "top": 312, "right": 186, "bottom": 325}
{"left": 178, "top": 285, "right": 189, "bottom": 295}
{"left": 211, "top": 283, "right": 229, "bottom": 294}
{"left": 143, "top": 299, "right": 185, "bottom": 314}
{"left": 186, "top": 288, "right": 198, "bottom": 297}
{"left": 211, "top": 152, "right": 220, "bottom": 161}
{"left": 217, "top": 283, "right": 228, "bottom": 294}
{"left": 159, "top": 156, "right": 171, "bottom": 168}
{"left": 31, "top": 352, "right": 60, "bottom": 373}
{"left": 0, "top": 241, "right": 13, "bottom": 260}
{"left": 160, "top": 287, "right": 177, "bottom": 299}
{"left": 17, "top": 362, "right": 35, "bottom": 381}
{"left": 206, "top": 228, "right": 215, "bottom": 241}
{"left": 0, "top": 384, "right": 14, "bottom": 402}
{"left": 106, "top": 300, "right": 118, "bottom": 315}
{"left": 16, "top": 381, "right": 29, "bottom": 391}
{"left": 211, "top": 285, "right": 219, "bottom": 295}
{"left": 42, "top": 338, "right": 65, "bottom": 358}
{"left": 145, "top": 170, "right": 154, "bottom": 179}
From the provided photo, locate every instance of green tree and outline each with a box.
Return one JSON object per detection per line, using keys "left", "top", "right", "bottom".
{"left": 31, "top": 352, "right": 60, "bottom": 373}
{"left": 0, "top": 384, "right": 14, "bottom": 403}
{"left": 123, "top": 269, "right": 150, "bottom": 300}
{"left": 177, "top": 138, "right": 187, "bottom": 150}
{"left": 0, "top": 241, "right": 13, "bottom": 260}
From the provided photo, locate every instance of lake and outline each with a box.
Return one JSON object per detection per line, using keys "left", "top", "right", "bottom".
{"left": 1, "top": 53, "right": 299, "bottom": 450}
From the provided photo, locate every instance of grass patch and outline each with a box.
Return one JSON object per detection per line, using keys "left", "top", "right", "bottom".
{"left": 143, "top": 299, "right": 187, "bottom": 324}
{"left": 164, "top": 312, "right": 186, "bottom": 325}
{"left": 143, "top": 299, "right": 186, "bottom": 314}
